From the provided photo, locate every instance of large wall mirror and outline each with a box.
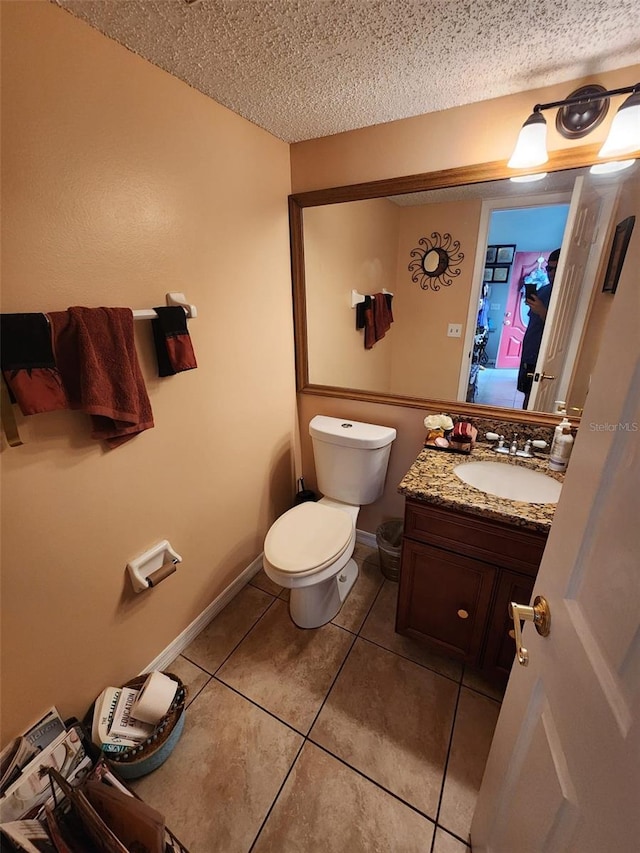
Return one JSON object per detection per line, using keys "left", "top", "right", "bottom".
{"left": 290, "top": 147, "right": 639, "bottom": 426}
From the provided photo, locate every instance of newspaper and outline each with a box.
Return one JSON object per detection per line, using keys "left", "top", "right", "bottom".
{"left": 0, "top": 709, "right": 65, "bottom": 796}
{"left": 0, "top": 818, "right": 57, "bottom": 852}
{"left": 0, "top": 725, "right": 89, "bottom": 823}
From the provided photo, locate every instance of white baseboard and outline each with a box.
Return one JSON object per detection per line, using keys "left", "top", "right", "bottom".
{"left": 145, "top": 529, "right": 377, "bottom": 674}
{"left": 356, "top": 528, "right": 377, "bottom": 548}
{"left": 142, "top": 552, "right": 264, "bottom": 674}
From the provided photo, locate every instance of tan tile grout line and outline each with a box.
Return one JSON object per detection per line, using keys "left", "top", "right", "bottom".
{"left": 306, "top": 739, "right": 439, "bottom": 827}
{"left": 181, "top": 575, "right": 483, "bottom": 850}
{"left": 430, "top": 679, "right": 466, "bottom": 852}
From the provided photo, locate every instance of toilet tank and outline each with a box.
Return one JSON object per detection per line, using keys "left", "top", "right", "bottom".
{"left": 309, "top": 415, "right": 397, "bottom": 505}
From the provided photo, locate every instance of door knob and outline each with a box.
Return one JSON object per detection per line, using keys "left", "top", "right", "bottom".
{"left": 526, "top": 371, "right": 556, "bottom": 381}
{"left": 509, "top": 596, "right": 551, "bottom": 666}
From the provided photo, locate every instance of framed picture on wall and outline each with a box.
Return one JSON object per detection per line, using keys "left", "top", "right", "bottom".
{"left": 486, "top": 247, "right": 497, "bottom": 264}
{"left": 602, "top": 216, "right": 635, "bottom": 294}
{"left": 492, "top": 265, "right": 510, "bottom": 283}
{"left": 496, "top": 244, "right": 516, "bottom": 264}
{"left": 483, "top": 267, "right": 494, "bottom": 282}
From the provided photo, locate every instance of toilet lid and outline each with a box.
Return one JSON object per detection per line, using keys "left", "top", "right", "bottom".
{"left": 264, "top": 502, "right": 353, "bottom": 574}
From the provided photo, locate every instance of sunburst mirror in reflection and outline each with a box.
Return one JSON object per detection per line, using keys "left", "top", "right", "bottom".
{"left": 408, "top": 232, "right": 464, "bottom": 291}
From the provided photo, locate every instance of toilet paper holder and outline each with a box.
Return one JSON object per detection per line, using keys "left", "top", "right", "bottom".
{"left": 127, "top": 540, "right": 182, "bottom": 593}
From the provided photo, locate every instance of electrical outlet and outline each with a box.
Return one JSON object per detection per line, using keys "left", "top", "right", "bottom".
{"left": 447, "top": 323, "right": 463, "bottom": 338}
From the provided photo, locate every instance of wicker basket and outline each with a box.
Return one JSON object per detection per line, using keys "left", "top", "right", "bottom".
{"left": 102, "top": 672, "right": 187, "bottom": 780}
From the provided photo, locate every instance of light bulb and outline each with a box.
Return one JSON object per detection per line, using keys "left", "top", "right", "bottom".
{"left": 598, "top": 92, "right": 640, "bottom": 158}
{"left": 510, "top": 173, "right": 548, "bottom": 183}
{"left": 590, "top": 159, "right": 636, "bottom": 175}
{"left": 508, "top": 112, "right": 548, "bottom": 169}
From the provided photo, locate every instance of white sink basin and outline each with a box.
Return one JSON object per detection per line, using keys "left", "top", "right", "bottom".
{"left": 453, "top": 460, "right": 562, "bottom": 504}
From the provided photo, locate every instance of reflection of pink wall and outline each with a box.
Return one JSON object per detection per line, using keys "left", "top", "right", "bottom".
{"left": 391, "top": 200, "right": 481, "bottom": 398}
{"left": 305, "top": 198, "right": 399, "bottom": 391}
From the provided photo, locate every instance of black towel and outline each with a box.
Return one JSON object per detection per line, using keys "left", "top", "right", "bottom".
{"left": 0, "top": 312, "right": 67, "bottom": 414}
{"left": 355, "top": 295, "right": 372, "bottom": 330}
{"left": 151, "top": 307, "right": 198, "bottom": 377}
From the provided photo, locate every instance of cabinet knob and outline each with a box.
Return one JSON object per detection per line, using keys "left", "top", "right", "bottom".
{"left": 457, "top": 609, "right": 469, "bottom": 620}
{"left": 508, "top": 629, "right": 515, "bottom": 640}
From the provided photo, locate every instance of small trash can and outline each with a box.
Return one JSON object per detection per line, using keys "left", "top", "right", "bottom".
{"left": 376, "top": 518, "right": 403, "bottom": 581}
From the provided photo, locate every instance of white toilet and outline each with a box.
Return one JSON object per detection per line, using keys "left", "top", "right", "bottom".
{"left": 263, "top": 415, "right": 397, "bottom": 629}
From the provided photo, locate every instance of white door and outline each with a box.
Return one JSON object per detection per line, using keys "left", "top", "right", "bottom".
{"left": 471, "top": 218, "right": 640, "bottom": 851}
{"left": 528, "top": 176, "right": 602, "bottom": 412}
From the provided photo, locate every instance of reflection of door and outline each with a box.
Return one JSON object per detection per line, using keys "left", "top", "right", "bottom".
{"left": 496, "top": 252, "right": 549, "bottom": 369}
{"left": 470, "top": 261, "right": 639, "bottom": 851}
{"left": 529, "top": 177, "right": 601, "bottom": 411}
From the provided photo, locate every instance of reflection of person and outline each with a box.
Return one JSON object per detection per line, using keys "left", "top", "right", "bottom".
{"left": 517, "top": 248, "right": 560, "bottom": 409}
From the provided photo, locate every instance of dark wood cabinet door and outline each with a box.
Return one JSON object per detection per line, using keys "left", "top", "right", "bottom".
{"left": 483, "top": 570, "right": 535, "bottom": 681}
{"left": 397, "top": 538, "right": 496, "bottom": 664}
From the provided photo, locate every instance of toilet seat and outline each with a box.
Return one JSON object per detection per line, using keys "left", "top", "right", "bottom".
{"left": 264, "top": 501, "right": 353, "bottom": 577}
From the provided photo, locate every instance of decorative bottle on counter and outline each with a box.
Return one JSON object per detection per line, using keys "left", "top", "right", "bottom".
{"left": 549, "top": 421, "right": 574, "bottom": 472}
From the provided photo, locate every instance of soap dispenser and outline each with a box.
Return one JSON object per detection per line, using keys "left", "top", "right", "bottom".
{"left": 549, "top": 417, "right": 574, "bottom": 472}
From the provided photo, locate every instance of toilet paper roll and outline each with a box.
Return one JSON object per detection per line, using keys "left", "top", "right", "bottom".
{"left": 131, "top": 671, "right": 178, "bottom": 724}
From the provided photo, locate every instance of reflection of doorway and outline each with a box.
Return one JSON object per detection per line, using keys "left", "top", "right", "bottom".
{"left": 470, "top": 203, "right": 570, "bottom": 408}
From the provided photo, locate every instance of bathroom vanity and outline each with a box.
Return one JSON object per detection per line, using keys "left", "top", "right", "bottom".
{"left": 396, "top": 445, "right": 561, "bottom": 683}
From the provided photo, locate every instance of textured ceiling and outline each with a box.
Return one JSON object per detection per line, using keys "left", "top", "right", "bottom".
{"left": 54, "top": 0, "right": 640, "bottom": 143}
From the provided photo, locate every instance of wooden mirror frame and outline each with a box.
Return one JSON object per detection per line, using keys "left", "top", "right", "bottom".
{"left": 290, "top": 143, "right": 623, "bottom": 427}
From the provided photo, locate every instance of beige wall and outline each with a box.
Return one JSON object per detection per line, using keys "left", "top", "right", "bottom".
{"left": 290, "top": 66, "right": 640, "bottom": 193}
{"left": 2, "top": 3, "right": 638, "bottom": 745}
{"left": 305, "top": 195, "right": 481, "bottom": 398}
{"left": 292, "top": 64, "right": 640, "bottom": 535}
{"left": 390, "top": 199, "right": 481, "bottom": 398}
{"left": 305, "top": 197, "right": 399, "bottom": 391}
{"left": 0, "top": 2, "right": 295, "bottom": 743}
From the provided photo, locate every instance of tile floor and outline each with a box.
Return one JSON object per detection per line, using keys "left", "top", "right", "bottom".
{"left": 475, "top": 367, "right": 525, "bottom": 410}
{"left": 133, "top": 543, "right": 504, "bottom": 852}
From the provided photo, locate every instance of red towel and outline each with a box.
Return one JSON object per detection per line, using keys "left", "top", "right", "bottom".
{"left": 373, "top": 292, "right": 393, "bottom": 344}
{"left": 49, "top": 307, "right": 154, "bottom": 448}
{"left": 0, "top": 313, "right": 68, "bottom": 414}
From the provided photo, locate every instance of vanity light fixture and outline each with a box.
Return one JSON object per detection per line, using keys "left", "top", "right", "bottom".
{"left": 508, "top": 82, "right": 640, "bottom": 170}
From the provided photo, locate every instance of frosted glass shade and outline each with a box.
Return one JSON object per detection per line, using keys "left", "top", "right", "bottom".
{"left": 598, "top": 92, "right": 640, "bottom": 157}
{"left": 508, "top": 112, "right": 548, "bottom": 168}
{"left": 589, "top": 159, "right": 636, "bottom": 175}
{"left": 510, "top": 172, "right": 548, "bottom": 183}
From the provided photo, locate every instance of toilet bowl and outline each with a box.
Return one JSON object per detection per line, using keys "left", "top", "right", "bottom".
{"left": 262, "top": 415, "right": 397, "bottom": 630}
{"left": 263, "top": 498, "right": 359, "bottom": 629}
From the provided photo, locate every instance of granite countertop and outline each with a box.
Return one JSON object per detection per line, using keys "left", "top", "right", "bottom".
{"left": 398, "top": 443, "right": 564, "bottom": 532}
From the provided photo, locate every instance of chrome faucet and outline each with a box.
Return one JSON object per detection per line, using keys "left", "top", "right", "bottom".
{"left": 485, "top": 432, "right": 509, "bottom": 454}
{"left": 516, "top": 438, "right": 548, "bottom": 458}
{"left": 486, "top": 432, "right": 548, "bottom": 458}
